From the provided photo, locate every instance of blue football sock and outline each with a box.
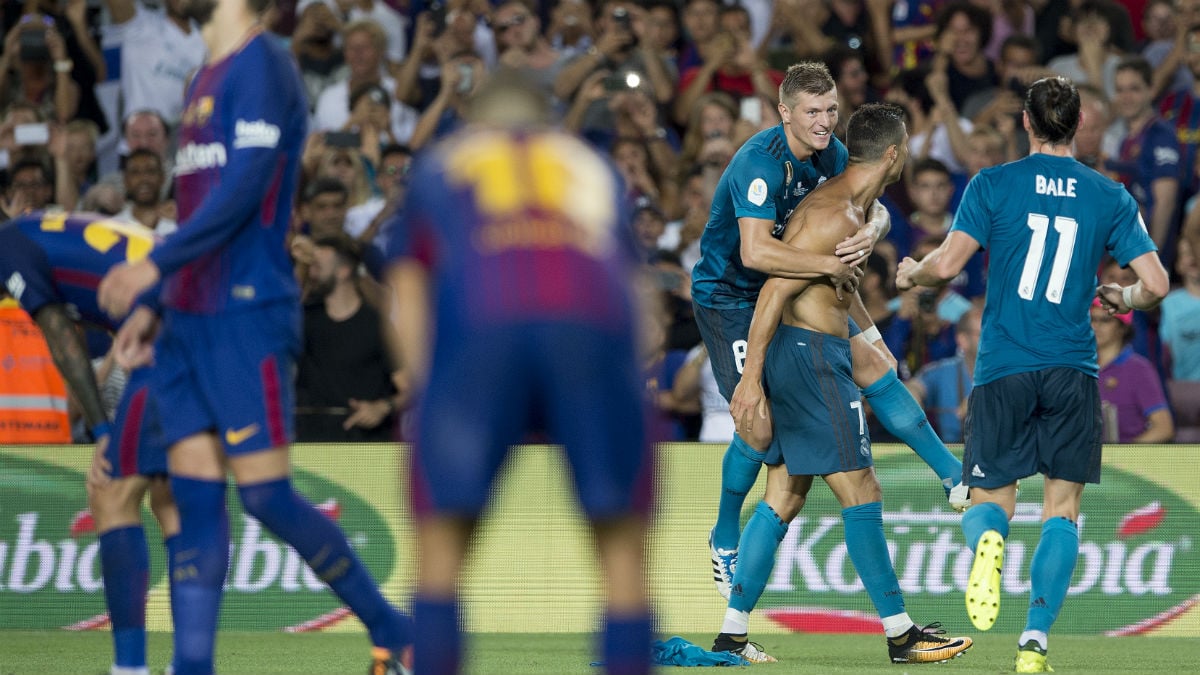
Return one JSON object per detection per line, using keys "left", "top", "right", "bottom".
{"left": 961, "top": 502, "right": 1010, "bottom": 550}
{"left": 169, "top": 476, "right": 229, "bottom": 675}
{"left": 1026, "top": 517, "right": 1079, "bottom": 635}
{"left": 602, "top": 612, "right": 653, "bottom": 675}
{"left": 713, "top": 435, "right": 766, "bottom": 551}
{"left": 729, "top": 501, "right": 789, "bottom": 613}
{"left": 100, "top": 526, "right": 148, "bottom": 668}
{"left": 862, "top": 371, "right": 962, "bottom": 484}
{"left": 413, "top": 595, "right": 461, "bottom": 675}
{"left": 842, "top": 503, "right": 905, "bottom": 618}
{"left": 238, "top": 478, "right": 411, "bottom": 651}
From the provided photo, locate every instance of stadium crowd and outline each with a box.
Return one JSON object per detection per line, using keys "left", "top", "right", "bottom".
{"left": 1, "top": 0, "right": 1199, "bottom": 444}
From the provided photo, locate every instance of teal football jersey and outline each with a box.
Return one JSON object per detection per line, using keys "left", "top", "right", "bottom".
{"left": 951, "top": 154, "right": 1157, "bottom": 385}
{"left": 691, "top": 124, "right": 848, "bottom": 309}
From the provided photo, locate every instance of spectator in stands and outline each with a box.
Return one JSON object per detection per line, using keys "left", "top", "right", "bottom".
{"left": 312, "top": 144, "right": 373, "bottom": 209}
{"left": 313, "top": 19, "right": 418, "bottom": 145}
{"left": 885, "top": 236, "right": 971, "bottom": 378}
{"left": 633, "top": 198, "right": 668, "bottom": 257}
{"left": 546, "top": 0, "right": 595, "bottom": 61}
{"left": 1047, "top": 1, "right": 1125, "bottom": 99}
{"left": 825, "top": 44, "right": 879, "bottom": 139}
{"left": 290, "top": 0, "right": 346, "bottom": 110}
{"left": 117, "top": 149, "right": 176, "bottom": 235}
{"left": 670, "top": 344, "right": 732, "bottom": 443}
{"left": 676, "top": 0, "right": 719, "bottom": 72}
{"left": 554, "top": 0, "right": 677, "bottom": 107}
{"left": 345, "top": 143, "right": 410, "bottom": 254}
{"left": 103, "top": 0, "right": 207, "bottom": 128}
{"left": 344, "top": 82, "right": 396, "bottom": 166}
{"left": 678, "top": 91, "right": 737, "bottom": 171}
{"left": 1, "top": 1, "right": 108, "bottom": 132}
{"left": 291, "top": 176, "right": 351, "bottom": 294}
{"left": 123, "top": 109, "right": 170, "bottom": 161}
{"left": 80, "top": 179, "right": 124, "bottom": 215}
{"left": 0, "top": 13, "right": 81, "bottom": 124}
{"left": 1161, "top": 238, "right": 1200, "bottom": 382}
{"left": 961, "top": 34, "right": 1039, "bottom": 133}
{"left": 643, "top": 0, "right": 682, "bottom": 66}
{"left": 890, "top": 62, "right": 972, "bottom": 175}
{"left": 1093, "top": 298, "right": 1175, "bottom": 443}
{"left": 672, "top": 4, "right": 781, "bottom": 125}
{"left": 407, "top": 53, "right": 486, "bottom": 150}
{"left": 62, "top": 119, "right": 98, "bottom": 199}
{"left": 932, "top": 1, "right": 997, "bottom": 110}
{"left": 3, "top": 157, "right": 54, "bottom": 214}
{"left": 327, "top": 0, "right": 407, "bottom": 65}
{"left": 493, "top": 0, "right": 562, "bottom": 92}
{"left": 296, "top": 234, "right": 401, "bottom": 443}
{"left": 906, "top": 306, "right": 980, "bottom": 443}
{"left": 1159, "top": 22, "right": 1200, "bottom": 202}
{"left": 1106, "top": 56, "right": 1181, "bottom": 252}
{"left": 1139, "top": 0, "right": 1192, "bottom": 98}
{"left": 1075, "top": 83, "right": 1112, "bottom": 170}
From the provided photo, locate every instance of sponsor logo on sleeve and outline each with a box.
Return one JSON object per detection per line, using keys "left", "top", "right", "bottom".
{"left": 747, "top": 178, "right": 768, "bottom": 206}
{"left": 233, "top": 119, "right": 281, "bottom": 150}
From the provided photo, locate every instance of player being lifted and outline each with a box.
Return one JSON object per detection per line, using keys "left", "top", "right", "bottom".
{"left": 717, "top": 103, "right": 974, "bottom": 665}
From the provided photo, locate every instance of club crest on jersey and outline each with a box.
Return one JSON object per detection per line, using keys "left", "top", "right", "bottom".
{"left": 748, "top": 178, "right": 768, "bottom": 206}
{"left": 182, "top": 96, "right": 214, "bottom": 127}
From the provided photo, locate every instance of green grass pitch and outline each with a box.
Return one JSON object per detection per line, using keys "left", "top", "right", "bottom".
{"left": 2, "top": 631, "right": 1198, "bottom": 674}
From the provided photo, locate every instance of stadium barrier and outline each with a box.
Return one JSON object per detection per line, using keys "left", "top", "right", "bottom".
{"left": 1, "top": 443, "right": 1197, "bottom": 636}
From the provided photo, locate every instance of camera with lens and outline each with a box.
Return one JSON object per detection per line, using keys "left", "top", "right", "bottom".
{"left": 917, "top": 290, "right": 939, "bottom": 314}
{"left": 19, "top": 27, "right": 51, "bottom": 62}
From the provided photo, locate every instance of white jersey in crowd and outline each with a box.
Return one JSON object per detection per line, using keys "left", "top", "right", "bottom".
{"left": 109, "top": 3, "right": 207, "bottom": 126}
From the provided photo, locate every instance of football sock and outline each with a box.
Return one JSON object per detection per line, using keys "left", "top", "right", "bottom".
{"left": 603, "top": 612, "right": 653, "bottom": 675}
{"left": 720, "top": 608, "right": 750, "bottom": 635}
{"left": 1019, "top": 630, "right": 1049, "bottom": 651}
{"left": 169, "top": 476, "right": 229, "bottom": 675}
{"left": 238, "top": 478, "right": 411, "bottom": 651}
{"left": 729, "top": 501, "right": 789, "bottom": 613}
{"left": 713, "top": 435, "right": 766, "bottom": 551}
{"left": 962, "top": 502, "right": 1010, "bottom": 550}
{"left": 413, "top": 595, "right": 461, "bottom": 675}
{"left": 862, "top": 371, "right": 962, "bottom": 485}
{"left": 1025, "top": 517, "right": 1079, "bottom": 635}
{"left": 99, "top": 526, "right": 148, "bottom": 669}
{"left": 880, "top": 612, "right": 916, "bottom": 639}
{"left": 842, "top": 502, "right": 906, "bottom": 620}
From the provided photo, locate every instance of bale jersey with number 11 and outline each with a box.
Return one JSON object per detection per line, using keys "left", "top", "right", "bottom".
{"left": 951, "top": 153, "right": 1157, "bottom": 386}
{"left": 691, "top": 124, "right": 848, "bottom": 310}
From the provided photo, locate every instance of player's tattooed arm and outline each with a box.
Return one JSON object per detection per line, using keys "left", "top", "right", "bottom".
{"left": 34, "top": 303, "right": 108, "bottom": 430}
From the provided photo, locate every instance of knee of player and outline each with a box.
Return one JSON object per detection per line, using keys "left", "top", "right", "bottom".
{"left": 87, "top": 478, "right": 147, "bottom": 527}
{"left": 851, "top": 339, "right": 893, "bottom": 388}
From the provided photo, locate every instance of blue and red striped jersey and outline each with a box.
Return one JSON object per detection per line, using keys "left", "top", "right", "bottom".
{"left": 0, "top": 211, "right": 159, "bottom": 331}
{"left": 152, "top": 31, "right": 307, "bottom": 313}
{"left": 387, "top": 127, "right": 639, "bottom": 332}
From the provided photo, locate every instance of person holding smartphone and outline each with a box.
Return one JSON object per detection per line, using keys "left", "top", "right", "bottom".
{"left": 0, "top": 13, "right": 80, "bottom": 125}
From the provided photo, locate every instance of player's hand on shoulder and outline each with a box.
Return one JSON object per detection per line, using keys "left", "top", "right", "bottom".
{"left": 835, "top": 225, "right": 877, "bottom": 266}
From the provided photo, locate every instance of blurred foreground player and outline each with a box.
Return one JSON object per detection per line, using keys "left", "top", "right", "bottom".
{"left": 0, "top": 211, "right": 176, "bottom": 675}
{"left": 386, "top": 69, "right": 655, "bottom": 675}
{"left": 95, "top": 0, "right": 413, "bottom": 671}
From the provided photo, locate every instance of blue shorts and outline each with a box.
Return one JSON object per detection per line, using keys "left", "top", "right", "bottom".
{"left": 152, "top": 302, "right": 299, "bottom": 455}
{"left": 694, "top": 300, "right": 862, "bottom": 402}
{"left": 963, "top": 367, "right": 1102, "bottom": 488}
{"left": 693, "top": 302, "right": 752, "bottom": 402}
{"left": 763, "top": 325, "right": 871, "bottom": 476}
{"left": 410, "top": 322, "right": 653, "bottom": 520}
{"left": 108, "top": 366, "right": 167, "bottom": 477}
